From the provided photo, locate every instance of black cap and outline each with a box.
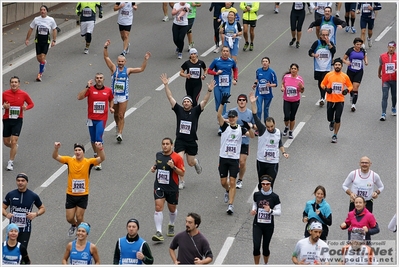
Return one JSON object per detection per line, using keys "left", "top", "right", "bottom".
{"left": 333, "top": 57, "right": 343, "bottom": 64}
{"left": 74, "top": 143, "right": 85, "bottom": 153}
{"left": 16, "top": 173, "right": 28, "bottom": 182}
{"left": 127, "top": 218, "right": 139, "bottom": 229}
{"left": 260, "top": 175, "right": 273, "bottom": 183}
{"left": 227, "top": 110, "right": 238, "bottom": 117}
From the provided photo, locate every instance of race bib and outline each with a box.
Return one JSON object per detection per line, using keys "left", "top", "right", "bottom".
{"left": 294, "top": 2, "right": 304, "bottom": 10}
{"left": 332, "top": 82, "right": 343, "bottom": 94}
{"left": 157, "top": 169, "right": 170, "bottom": 184}
{"left": 93, "top": 101, "right": 105, "bottom": 114}
{"left": 9, "top": 106, "right": 20, "bottom": 119}
{"left": 82, "top": 7, "right": 92, "bottom": 17}
{"left": 258, "top": 84, "right": 270, "bottom": 95}
{"left": 385, "top": 63, "right": 395, "bottom": 74}
{"left": 219, "top": 75, "right": 230, "bottom": 86}
{"left": 114, "top": 82, "right": 125, "bottom": 94}
{"left": 179, "top": 120, "right": 192, "bottom": 134}
{"left": 286, "top": 86, "right": 298, "bottom": 97}
{"left": 11, "top": 212, "right": 27, "bottom": 228}
{"left": 318, "top": 52, "right": 330, "bottom": 60}
{"left": 86, "top": 119, "right": 93, "bottom": 126}
{"left": 38, "top": 25, "right": 49, "bottom": 35}
{"left": 351, "top": 59, "right": 362, "bottom": 70}
{"left": 264, "top": 149, "right": 277, "bottom": 161}
{"left": 72, "top": 179, "right": 86, "bottom": 193}
{"left": 362, "top": 4, "right": 371, "bottom": 13}
{"left": 189, "top": 68, "right": 200, "bottom": 79}
{"left": 121, "top": 10, "right": 130, "bottom": 16}
{"left": 71, "top": 259, "right": 89, "bottom": 265}
{"left": 224, "top": 140, "right": 238, "bottom": 156}
{"left": 257, "top": 208, "right": 271, "bottom": 223}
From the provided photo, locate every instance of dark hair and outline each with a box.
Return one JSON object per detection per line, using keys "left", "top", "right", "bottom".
{"left": 40, "top": 5, "right": 48, "bottom": 12}
{"left": 354, "top": 196, "right": 366, "bottom": 203}
{"left": 10, "top": 76, "right": 20, "bottom": 83}
{"left": 261, "top": 57, "right": 270, "bottom": 63}
{"left": 282, "top": 63, "right": 299, "bottom": 78}
{"left": 324, "top": 6, "right": 332, "bottom": 12}
{"left": 126, "top": 218, "right": 139, "bottom": 229}
{"left": 313, "top": 185, "right": 326, "bottom": 198}
{"left": 187, "top": 212, "right": 201, "bottom": 227}
{"left": 162, "top": 137, "right": 173, "bottom": 145}
{"left": 353, "top": 37, "right": 363, "bottom": 45}
{"left": 265, "top": 117, "right": 275, "bottom": 124}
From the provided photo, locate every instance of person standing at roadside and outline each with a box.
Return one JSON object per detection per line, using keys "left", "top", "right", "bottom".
{"left": 113, "top": 218, "right": 154, "bottom": 265}
{"left": 342, "top": 37, "right": 368, "bottom": 112}
{"left": 114, "top": 2, "right": 137, "bottom": 56}
{"left": 3, "top": 173, "right": 46, "bottom": 249}
{"left": 169, "top": 212, "right": 213, "bottom": 264}
{"left": 25, "top": 5, "right": 57, "bottom": 82}
{"left": 150, "top": 137, "right": 185, "bottom": 242}
{"left": 76, "top": 2, "right": 103, "bottom": 54}
{"left": 378, "top": 41, "right": 397, "bottom": 121}
{"left": 179, "top": 48, "right": 207, "bottom": 106}
{"left": 77, "top": 73, "right": 114, "bottom": 171}
{"left": 3, "top": 76, "right": 34, "bottom": 171}
{"left": 103, "top": 39, "right": 151, "bottom": 143}
{"left": 52, "top": 142, "right": 105, "bottom": 237}
{"left": 240, "top": 2, "right": 260, "bottom": 52}
{"left": 250, "top": 175, "right": 281, "bottom": 265}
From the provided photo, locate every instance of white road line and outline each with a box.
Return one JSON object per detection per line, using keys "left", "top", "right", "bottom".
{"left": 155, "top": 72, "right": 180, "bottom": 91}
{"left": 375, "top": 25, "right": 393, "bottom": 42}
{"left": 213, "top": 237, "right": 235, "bottom": 265}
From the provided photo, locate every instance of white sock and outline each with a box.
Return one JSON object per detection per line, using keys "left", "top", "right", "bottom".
{"left": 154, "top": 211, "right": 163, "bottom": 233}
{"left": 169, "top": 210, "right": 177, "bottom": 225}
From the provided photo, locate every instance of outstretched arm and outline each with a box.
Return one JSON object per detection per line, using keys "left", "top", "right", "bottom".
{"left": 127, "top": 52, "right": 151, "bottom": 74}
{"left": 103, "top": 39, "right": 116, "bottom": 74}
{"left": 160, "top": 73, "right": 177, "bottom": 108}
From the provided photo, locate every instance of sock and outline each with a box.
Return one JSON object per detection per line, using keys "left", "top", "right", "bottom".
{"left": 345, "top": 16, "right": 349, "bottom": 25}
{"left": 169, "top": 210, "right": 177, "bottom": 225}
{"left": 352, "top": 92, "right": 358, "bottom": 104}
{"left": 39, "top": 61, "right": 46, "bottom": 73}
{"left": 351, "top": 18, "right": 355, "bottom": 27}
{"left": 154, "top": 211, "right": 163, "bottom": 233}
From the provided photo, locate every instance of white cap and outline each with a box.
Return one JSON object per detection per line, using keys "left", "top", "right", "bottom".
{"left": 309, "top": 221, "right": 323, "bottom": 230}
{"left": 189, "top": 48, "right": 198, "bottom": 54}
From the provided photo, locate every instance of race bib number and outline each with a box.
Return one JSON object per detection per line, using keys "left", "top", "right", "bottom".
{"left": 121, "top": 10, "right": 130, "bottom": 16}
{"left": 189, "top": 68, "right": 200, "bottom": 79}
{"left": 38, "top": 25, "right": 49, "bottom": 35}
{"left": 82, "top": 7, "right": 92, "bottom": 17}
{"left": 258, "top": 84, "right": 270, "bottom": 95}
{"left": 224, "top": 141, "right": 238, "bottom": 156}
{"left": 286, "top": 86, "right": 298, "bottom": 97}
{"left": 179, "top": 120, "right": 192, "bottom": 134}
{"left": 385, "top": 63, "right": 395, "bottom": 74}
{"left": 257, "top": 208, "right": 271, "bottom": 223}
{"left": 114, "top": 82, "right": 125, "bottom": 94}
{"left": 72, "top": 179, "right": 86, "bottom": 193}
{"left": 356, "top": 189, "right": 369, "bottom": 198}
{"left": 121, "top": 258, "right": 138, "bottom": 264}
{"left": 318, "top": 52, "right": 330, "bottom": 60}
{"left": 9, "top": 106, "right": 20, "bottom": 119}
{"left": 264, "top": 149, "right": 276, "bottom": 161}
{"left": 294, "top": 2, "right": 304, "bottom": 10}
{"left": 157, "top": 170, "right": 170, "bottom": 184}
{"left": 351, "top": 59, "right": 362, "bottom": 70}
{"left": 362, "top": 4, "right": 371, "bottom": 13}
{"left": 71, "top": 259, "right": 89, "bottom": 265}
{"left": 332, "top": 82, "right": 343, "bottom": 94}
{"left": 219, "top": 75, "right": 230, "bottom": 86}
{"left": 11, "top": 212, "right": 27, "bottom": 228}
{"left": 93, "top": 101, "right": 105, "bottom": 114}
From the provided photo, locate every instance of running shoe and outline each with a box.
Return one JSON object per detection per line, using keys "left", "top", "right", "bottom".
{"left": 319, "top": 98, "right": 325, "bottom": 107}
{"left": 329, "top": 121, "right": 334, "bottom": 131}
{"left": 367, "top": 37, "right": 372, "bottom": 48}
{"left": 84, "top": 48, "right": 89, "bottom": 54}
{"left": 213, "top": 46, "right": 220, "bottom": 53}
{"left": 380, "top": 113, "right": 386, "bottom": 121}
{"left": 308, "top": 6, "right": 313, "bottom": 14}
{"left": 351, "top": 104, "right": 356, "bottom": 112}
{"left": 175, "top": 47, "right": 179, "bottom": 54}
{"left": 6, "top": 160, "right": 13, "bottom": 171}
{"left": 345, "top": 26, "right": 350, "bottom": 32}
{"left": 162, "top": 16, "right": 169, "bottom": 22}
{"left": 224, "top": 191, "right": 229, "bottom": 203}
{"left": 36, "top": 73, "right": 42, "bottom": 82}
{"left": 120, "top": 50, "right": 126, "bottom": 57}
{"left": 288, "top": 131, "right": 294, "bottom": 139}
{"left": 116, "top": 134, "right": 123, "bottom": 143}
{"left": 94, "top": 163, "right": 102, "bottom": 170}
{"left": 283, "top": 127, "right": 289, "bottom": 136}
{"left": 227, "top": 204, "right": 234, "bottom": 215}
{"left": 218, "top": 128, "right": 222, "bottom": 136}
{"left": 331, "top": 135, "right": 337, "bottom": 143}
{"left": 126, "top": 43, "right": 130, "bottom": 54}
{"left": 289, "top": 38, "right": 296, "bottom": 46}
{"left": 243, "top": 42, "right": 249, "bottom": 51}
{"left": 194, "top": 159, "right": 202, "bottom": 174}
{"left": 249, "top": 43, "right": 254, "bottom": 51}
{"left": 179, "top": 180, "right": 185, "bottom": 190}
{"left": 187, "top": 42, "right": 194, "bottom": 52}
{"left": 274, "top": 8, "right": 279, "bottom": 14}
{"left": 167, "top": 224, "right": 175, "bottom": 237}
{"left": 152, "top": 231, "right": 164, "bottom": 241}
{"left": 296, "top": 42, "right": 300, "bottom": 48}
{"left": 335, "top": 12, "right": 340, "bottom": 17}
{"left": 236, "top": 179, "right": 243, "bottom": 189}
{"left": 68, "top": 225, "right": 76, "bottom": 237}
{"left": 351, "top": 27, "right": 356, "bottom": 34}
{"left": 177, "top": 53, "right": 182, "bottom": 59}
{"left": 392, "top": 107, "right": 397, "bottom": 116}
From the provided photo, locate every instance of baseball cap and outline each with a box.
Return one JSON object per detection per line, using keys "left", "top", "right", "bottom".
{"left": 189, "top": 48, "right": 198, "bottom": 54}
{"left": 227, "top": 110, "right": 238, "bottom": 117}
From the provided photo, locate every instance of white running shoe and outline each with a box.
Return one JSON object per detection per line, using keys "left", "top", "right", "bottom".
{"left": 236, "top": 179, "right": 243, "bottom": 189}
{"left": 224, "top": 191, "right": 229, "bottom": 203}
{"left": 94, "top": 163, "right": 102, "bottom": 170}
{"left": 126, "top": 43, "right": 130, "bottom": 53}
{"left": 116, "top": 134, "right": 123, "bottom": 143}
{"left": 179, "top": 181, "right": 185, "bottom": 190}
{"left": 213, "top": 46, "right": 220, "bottom": 53}
{"left": 227, "top": 204, "right": 234, "bottom": 215}
{"left": 68, "top": 225, "right": 76, "bottom": 237}
{"left": 162, "top": 16, "right": 169, "bottom": 22}
{"left": 6, "top": 160, "right": 13, "bottom": 171}
{"left": 194, "top": 159, "right": 202, "bottom": 174}
{"left": 367, "top": 37, "right": 372, "bottom": 48}
{"left": 84, "top": 48, "right": 89, "bottom": 54}
{"left": 351, "top": 104, "right": 356, "bottom": 112}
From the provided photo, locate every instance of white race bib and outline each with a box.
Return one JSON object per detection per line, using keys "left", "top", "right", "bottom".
{"left": 351, "top": 59, "right": 362, "bottom": 70}
{"left": 219, "top": 75, "right": 230, "bottom": 86}
{"left": 332, "top": 82, "right": 343, "bottom": 94}
{"left": 93, "top": 101, "right": 105, "bottom": 114}
{"left": 189, "top": 68, "right": 200, "bottom": 79}
{"left": 385, "top": 63, "right": 395, "bottom": 74}
{"left": 257, "top": 208, "right": 272, "bottom": 223}
{"left": 72, "top": 179, "right": 86, "bottom": 193}
{"left": 286, "top": 86, "right": 298, "bottom": 97}
{"left": 179, "top": 120, "right": 192, "bottom": 134}
{"left": 9, "top": 106, "right": 20, "bottom": 119}
{"left": 11, "top": 212, "right": 27, "bottom": 228}
{"left": 157, "top": 169, "right": 170, "bottom": 184}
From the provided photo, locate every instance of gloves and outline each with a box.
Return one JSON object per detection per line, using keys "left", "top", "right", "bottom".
{"left": 326, "top": 88, "right": 332, "bottom": 94}
{"left": 342, "top": 89, "right": 349, "bottom": 95}
{"left": 221, "top": 93, "right": 231, "bottom": 105}
{"left": 241, "top": 120, "right": 251, "bottom": 130}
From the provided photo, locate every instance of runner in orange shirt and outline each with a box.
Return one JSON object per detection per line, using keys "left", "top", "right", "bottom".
{"left": 321, "top": 57, "right": 353, "bottom": 143}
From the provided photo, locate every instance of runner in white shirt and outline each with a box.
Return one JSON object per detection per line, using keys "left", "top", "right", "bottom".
{"left": 114, "top": 2, "right": 137, "bottom": 56}
{"left": 292, "top": 221, "right": 331, "bottom": 265}
{"left": 342, "top": 156, "right": 384, "bottom": 213}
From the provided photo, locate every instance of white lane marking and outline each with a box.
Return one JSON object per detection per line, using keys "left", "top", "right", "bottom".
{"left": 41, "top": 164, "right": 68, "bottom": 188}
{"left": 375, "top": 25, "right": 393, "bottom": 42}
{"left": 155, "top": 72, "right": 180, "bottom": 91}
{"left": 213, "top": 237, "right": 235, "bottom": 265}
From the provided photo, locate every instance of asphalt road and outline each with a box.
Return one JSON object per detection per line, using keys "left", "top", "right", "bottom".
{"left": 2, "top": 2, "right": 397, "bottom": 265}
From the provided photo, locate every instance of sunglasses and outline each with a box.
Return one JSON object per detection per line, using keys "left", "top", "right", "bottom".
{"left": 238, "top": 99, "right": 246, "bottom": 101}
{"left": 261, "top": 182, "right": 271, "bottom": 185}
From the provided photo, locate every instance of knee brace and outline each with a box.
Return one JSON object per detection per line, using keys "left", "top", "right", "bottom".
{"left": 85, "top": 33, "right": 92, "bottom": 44}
